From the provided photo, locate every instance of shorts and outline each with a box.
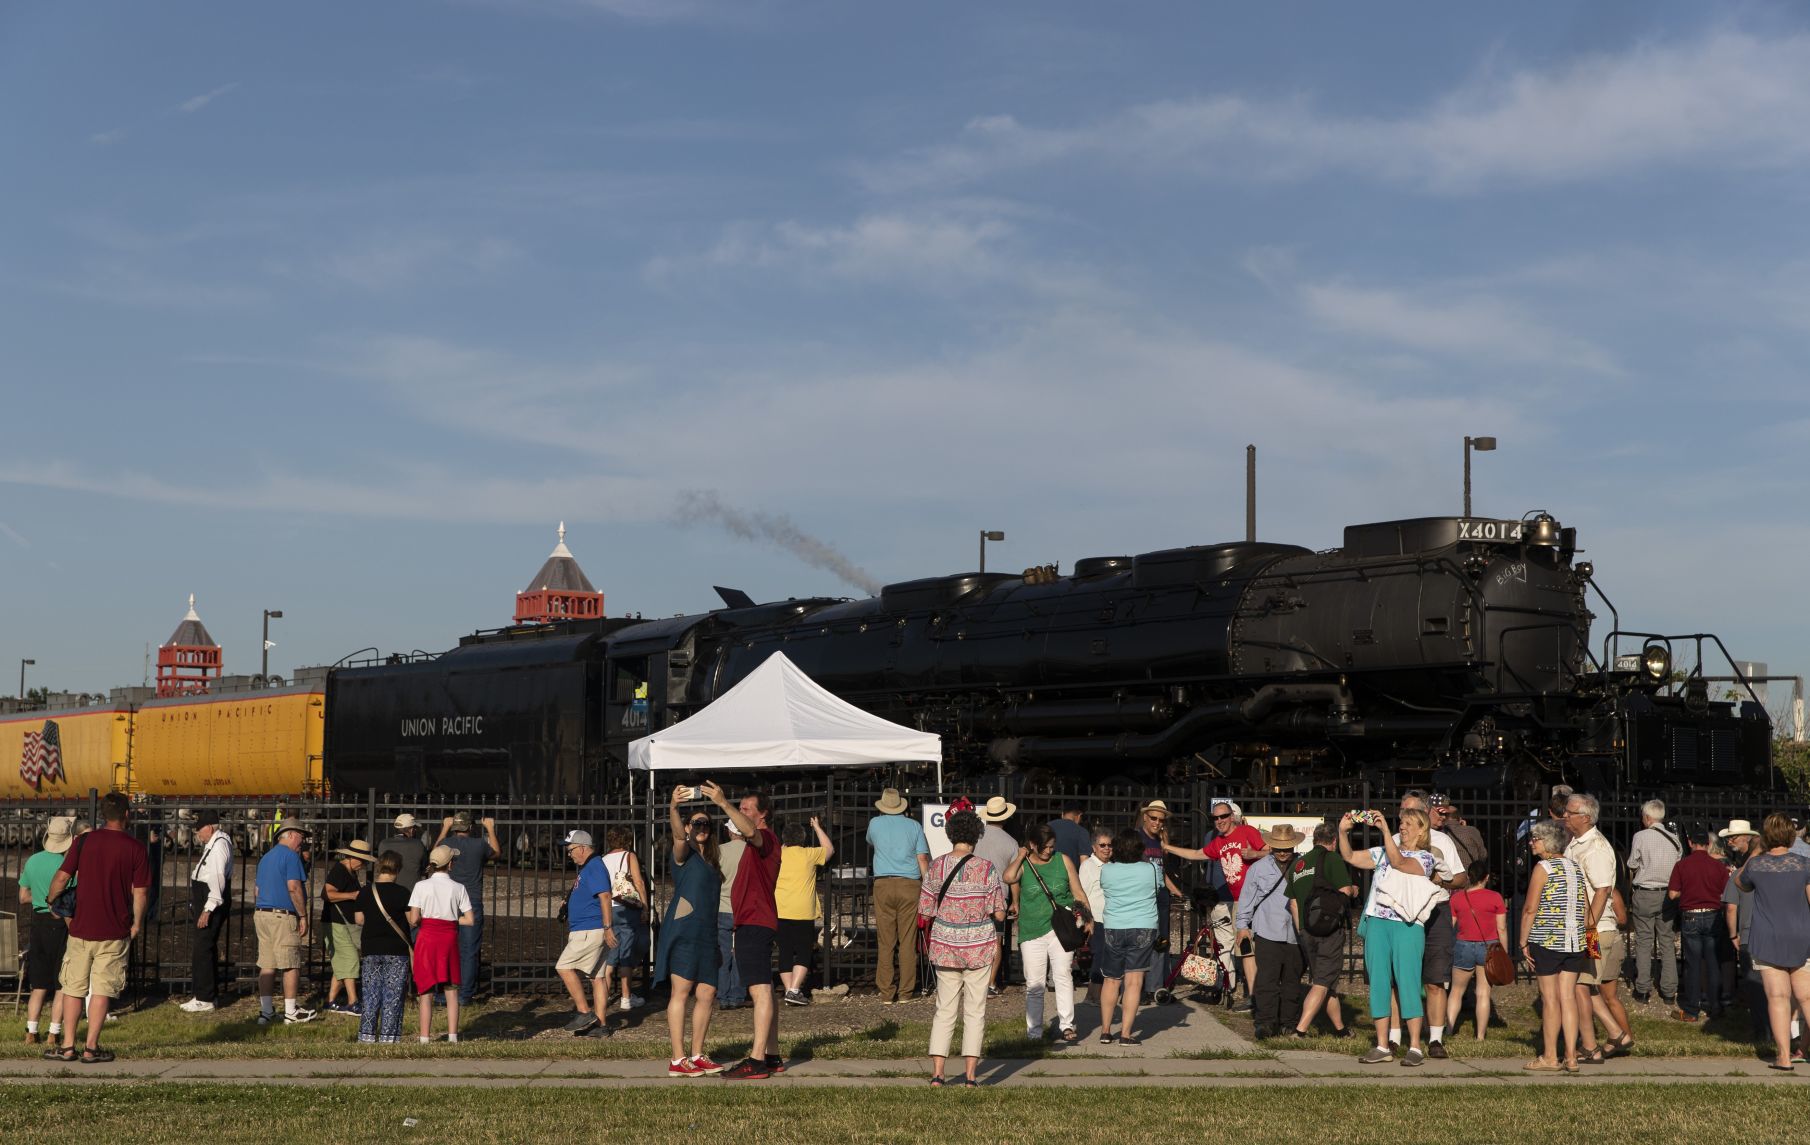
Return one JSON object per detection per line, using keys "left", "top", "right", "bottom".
{"left": 777, "top": 918, "right": 817, "bottom": 971}
{"left": 1580, "top": 930, "right": 1623, "bottom": 986}
{"left": 1453, "top": 939, "right": 1491, "bottom": 972}
{"left": 604, "top": 907, "right": 646, "bottom": 969}
{"left": 59, "top": 936, "right": 129, "bottom": 999}
{"left": 27, "top": 913, "right": 68, "bottom": 992}
{"left": 255, "top": 911, "right": 305, "bottom": 972}
{"left": 1527, "top": 941, "right": 1590, "bottom": 977}
{"left": 1098, "top": 927, "right": 1156, "bottom": 980}
{"left": 733, "top": 924, "right": 777, "bottom": 990}
{"left": 1302, "top": 925, "right": 1345, "bottom": 988}
{"left": 1420, "top": 904, "right": 1454, "bottom": 986}
{"left": 555, "top": 928, "right": 609, "bottom": 978}
{"left": 327, "top": 922, "right": 363, "bottom": 980}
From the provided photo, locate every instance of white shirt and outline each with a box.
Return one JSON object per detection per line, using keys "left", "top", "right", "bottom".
{"left": 1394, "top": 827, "right": 1460, "bottom": 904}
{"left": 191, "top": 830, "right": 234, "bottom": 914}
{"left": 407, "top": 872, "right": 472, "bottom": 922}
{"left": 1564, "top": 827, "right": 1619, "bottom": 932}
{"left": 1079, "top": 854, "right": 1106, "bottom": 920}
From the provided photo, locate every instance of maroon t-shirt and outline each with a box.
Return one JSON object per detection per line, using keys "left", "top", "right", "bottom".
{"left": 1667, "top": 850, "right": 1729, "bottom": 912}
{"left": 58, "top": 827, "right": 151, "bottom": 942}
{"left": 731, "top": 826, "right": 781, "bottom": 930}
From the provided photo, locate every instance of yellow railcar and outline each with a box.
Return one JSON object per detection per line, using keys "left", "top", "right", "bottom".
{"left": 0, "top": 705, "right": 131, "bottom": 801}
{"left": 131, "top": 685, "right": 325, "bottom": 795}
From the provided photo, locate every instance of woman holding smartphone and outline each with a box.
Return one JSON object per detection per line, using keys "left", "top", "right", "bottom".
{"left": 1339, "top": 809, "right": 1438, "bottom": 1066}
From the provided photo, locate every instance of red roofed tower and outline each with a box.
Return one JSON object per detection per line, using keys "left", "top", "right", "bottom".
{"left": 514, "top": 522, "right": 604, "bottom": 624}
{"left": 157, "top": 594, "right": 223, "bottom": 697}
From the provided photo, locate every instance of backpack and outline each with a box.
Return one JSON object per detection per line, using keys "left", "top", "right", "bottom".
{"left": 1302, "top": 853, "right": 1348, "bottom": 938}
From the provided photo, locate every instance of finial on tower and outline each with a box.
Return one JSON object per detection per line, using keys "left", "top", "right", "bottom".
{"left": 185, "top": 593, "right": 199, "bottom": 620}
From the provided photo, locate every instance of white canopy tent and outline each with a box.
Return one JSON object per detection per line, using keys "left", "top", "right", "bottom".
{"left": 627, "top": 651, "right": 943, "bottom": 785}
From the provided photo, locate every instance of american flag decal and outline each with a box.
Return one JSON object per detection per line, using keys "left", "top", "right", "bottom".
{"left": 19, "top": 720, "right": 64, "bottom": 788}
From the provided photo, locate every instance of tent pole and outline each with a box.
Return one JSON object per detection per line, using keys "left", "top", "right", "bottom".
{"left": 935, "top": 759, "right": 943, "bottom": 797}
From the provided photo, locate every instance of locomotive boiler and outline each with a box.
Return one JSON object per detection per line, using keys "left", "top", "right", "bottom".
{"left": 323, "top": 510, "right": 1773, "bottom": 798}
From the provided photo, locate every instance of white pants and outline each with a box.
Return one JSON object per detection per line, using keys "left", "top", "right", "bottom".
{"left": 1210, "top": 902, "right": 1237, "bottom": 977}
{"left": 929, "top": 963, "right": 992, "bottom": 1060}
{"left": 1021, "top": 930, "right": 1076, "bottom": 1034}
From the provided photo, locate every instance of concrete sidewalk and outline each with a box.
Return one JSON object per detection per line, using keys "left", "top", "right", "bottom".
{"left": 2, "top": 1052, "right": 1803, "bottom": 1089}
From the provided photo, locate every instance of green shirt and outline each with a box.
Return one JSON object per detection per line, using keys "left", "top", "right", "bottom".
{"left": 1017, "top": 854, "right": 1073, "bottom": 942}
{"left": 20, "top": 848, "right": 67, "bottom": 913}
{"left": 1285, "top": 846, "right": 1352, "bottom": 907}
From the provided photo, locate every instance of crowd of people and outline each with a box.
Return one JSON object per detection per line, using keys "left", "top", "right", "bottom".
{"left": 14, "top": 783, "right": 1810, "bottom": 1083}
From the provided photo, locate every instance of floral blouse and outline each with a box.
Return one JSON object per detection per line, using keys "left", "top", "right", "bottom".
{"left": 919, "top": 852, "right": 1007, "bottom": 970}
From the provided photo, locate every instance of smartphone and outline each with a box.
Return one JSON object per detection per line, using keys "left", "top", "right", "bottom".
{"left": 683, "top": 786, "right": 700, "bottom": 801}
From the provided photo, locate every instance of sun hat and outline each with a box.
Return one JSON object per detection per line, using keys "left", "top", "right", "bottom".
{"left": 393, "top": 813, "right": 418, "bottom": 830}
{"left": 1263, "top": 824, "right": 1306, "bottom": 851}
{"left": 334, "top": 838, "right": 378, "bottom": 862}
{"left": 42, "top": 815, "right": 75, "bottom": 855}
{"left": 563, "top": 829, "right": 594, "bottom": 848}
{"left": 1719, "top": 819, "right": 1759, "bottom": 839}
{"left": 874, "top": 789, "right": 909, "bottom": 815}
{"left": 1142, "top": 799, "right": 1172, "bottom": 818}
{"left": 978, "top": 796, "right": 1017, "bottom": 823}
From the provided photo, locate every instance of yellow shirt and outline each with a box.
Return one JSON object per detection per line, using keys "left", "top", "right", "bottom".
{"left": 776, "top": 845, "right": 827, "bottom": 921}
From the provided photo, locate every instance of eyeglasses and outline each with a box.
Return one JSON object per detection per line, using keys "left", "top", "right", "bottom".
{"left": 1563, "top": 810, "right": 1588, "bottom": 818}
{"left": 1093, "top": 842, "right": 1112, "bottom": 850}
{"left": 1213, "top": 813, "right": 1232, "bottom": 821}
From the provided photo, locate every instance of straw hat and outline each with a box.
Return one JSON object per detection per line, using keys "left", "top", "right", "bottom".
{"left": 1263, "top": 824, "right": 1306, "bottom": 851}
{"left": 978, "top": 796, "right": 1017, "bottom": 823}
{"left": 1719, "top": 819, "right": 1759, "bottom": 839}
{"left": 334, "top": 838, "right": 378, "bottom": 862}
{"left": 1141, "top": 799, "right": 1173, "bottom": 819}
{"left": 874, "top": 789, "right": 909, "bottom": 815}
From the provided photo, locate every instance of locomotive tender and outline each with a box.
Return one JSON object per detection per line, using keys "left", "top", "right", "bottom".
{"left": 325, "top": 511, "right": 1772, "bottom": 798}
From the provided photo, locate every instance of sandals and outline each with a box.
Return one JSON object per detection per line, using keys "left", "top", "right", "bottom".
{"left": 80, "top": 1048, "right": 116, "bottom": 1064}
{"left": 1059, "top": 1028, "right": 1078, "bottom": 1043}
{"left": 961, "top": 1077, "right": 980, "bottom": 1088}
{"left": 1562, "top": 1059, "right": 1581, "bottom": 1075}
{"left": 42, "top": 1047, "right": 77, "bottom": 1063}
{"left": 929, "top": 1076, "right": 945, "bottom": 1087}
{"left": 1579, "top": 1046, "right": 1606, "bottom": 1065}
{"left": 1521, "top": 1059, "right": 1561, "bottom": 1072}
{"left": 1606, "top": 1033, "right": 1634, "bottom": 1058}
{"left": 1767, "top": 1062, "right": 1795, "bottom": 1072}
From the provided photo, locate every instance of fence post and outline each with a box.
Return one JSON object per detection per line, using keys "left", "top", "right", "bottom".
{"left": 366, "top": 787, "right": 377, "bottom": 852}
{"left": 824, "top": 770, "right": 837, "bottom": 987}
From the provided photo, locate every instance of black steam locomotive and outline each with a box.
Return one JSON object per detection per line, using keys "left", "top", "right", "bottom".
{"left": 325, "top": 512, "right": 1773, "bottom": 798}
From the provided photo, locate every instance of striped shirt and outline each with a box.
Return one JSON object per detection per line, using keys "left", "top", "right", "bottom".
{"left": 1528, "top": 857, "right": 1587, "bottom": 952}
{"left": 919, "top": 852, "right": 1007, "bottom": 970}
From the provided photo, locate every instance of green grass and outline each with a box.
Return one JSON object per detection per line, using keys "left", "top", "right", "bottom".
{"left": 0, "top": 999, "right": 1060, "bottom": 1063}
{"left": 0, "top": 1083, "right": 1804, "bottom": 1144}
{"left": 1222, "top": 983, "right": 1772, "bottom": 1060}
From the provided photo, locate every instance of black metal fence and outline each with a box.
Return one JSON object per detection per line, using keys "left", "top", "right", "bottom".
{"left": 0, "top": 778, "right": 1797, "bottom": 1002}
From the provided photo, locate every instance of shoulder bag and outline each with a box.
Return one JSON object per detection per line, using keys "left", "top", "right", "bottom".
{"left": 48, "top": 834, "right": 86, "bottom": 920}
{"left": 609, "top": 851, "right": 644, "bottom": 908}
{"left": 1025, "top": 856, "right": 1083, "bottom": 953}
{"left": 916, "top": 854, "right": 974, "bottom": 955}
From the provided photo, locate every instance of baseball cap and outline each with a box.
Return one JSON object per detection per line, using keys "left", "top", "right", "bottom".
{"left": 428, "top": 844, "right": 454, "bottom": 867}
{"left": 563, "top": 829, "right": 593, "bottom": 848}
{"left": 194, "top": 809, "right": 221, "bottom": 829}
{"left": 393, "top": 813, "right": 418, "bottom": 829}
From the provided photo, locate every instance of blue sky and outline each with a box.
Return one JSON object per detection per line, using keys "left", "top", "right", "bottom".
{"left": 3, "top": 2, "right": 1808, "bottom": 711}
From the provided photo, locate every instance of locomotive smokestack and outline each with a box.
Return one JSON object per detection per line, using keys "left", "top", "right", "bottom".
{"left": 1245, "top": 444, "right": 1256, "bottom": 543}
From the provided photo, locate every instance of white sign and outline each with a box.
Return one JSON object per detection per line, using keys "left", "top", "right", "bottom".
{"left": 922, "top": 803, "right": 952, "bottom": 859}
{"left": 1457, "top": 519, "right": 1523, "bottom": 542}
{"left": 1243, "top": 814, "right": 1325, "bottom": 855}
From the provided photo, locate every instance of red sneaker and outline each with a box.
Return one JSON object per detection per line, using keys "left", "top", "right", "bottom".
{"left": 764, "top": 1056, "right": 787, "bottom": 1075}
{"left": 667, "top": 1059, "right": 702, "bottom": 1078}
{"left": 721, "top": 1058, "right": 771, "bottom": 1080}
{"left": 688, "top": 1055, "right": 726, "bottom": 1076}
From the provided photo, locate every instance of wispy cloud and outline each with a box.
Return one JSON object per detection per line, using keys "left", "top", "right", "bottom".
{"left": 0, "top": 521, "right": 30, "bottom": 549}
{"left": 178, "top": 82, "right": 240, "bottom": 114}
{"left": 856, "top": 30, "right": 1810, "bottom": 194}
{"left": 89, "top": 128, "right": 127, "bottom": 146}
{"left": 43, "top": 262, "right": 264, "bottom": 310}
{"left": 301, "top": 234, "right": 522, "bottom": 290}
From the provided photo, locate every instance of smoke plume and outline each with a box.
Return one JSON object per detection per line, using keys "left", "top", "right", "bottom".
{"left": 675, "top": 489, "right": 882, "bottom": 596}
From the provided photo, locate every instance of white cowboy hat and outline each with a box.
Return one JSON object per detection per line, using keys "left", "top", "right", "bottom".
{"left": 1718, "top": 819, "right": 1759, "bottom": 839}
{"left": 874, "top": 789, "right": 909, "bottom": 815}
{"left": 978, "top": 796, "right": 1017, "bottom": 823}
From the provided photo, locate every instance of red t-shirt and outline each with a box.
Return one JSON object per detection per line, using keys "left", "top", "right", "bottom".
{"left": 731, "top": 826, "right": 782, "bottom": 930}
{"left": 1203, "top": 825, "right": 1265, "bottom": 899}
{"left": 58, "top": 827, "right": 151, "bottom": 942}
{"left": 1452, "top": 888, "right": 1506, "bottom": 942}
{"left": 1667, "top": 850, "right": 1729, "bottom": 912}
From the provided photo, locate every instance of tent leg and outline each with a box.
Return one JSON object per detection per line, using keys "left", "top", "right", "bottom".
{"left": 935, "top": 760, "right": 943, "bottom": 797}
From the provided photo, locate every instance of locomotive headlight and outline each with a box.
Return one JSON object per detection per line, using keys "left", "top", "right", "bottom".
{"left": 1641, "top": 643, "right": 1671, "bottom": 682}
{"left": 1574, "top": 561, "right": 1593, "bottom": 581}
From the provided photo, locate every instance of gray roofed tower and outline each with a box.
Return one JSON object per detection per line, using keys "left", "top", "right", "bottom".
{"left": 157, "top": 594, "right": 224, "bottom": 696}
{"left": 514, "top": 523, "right": 605, "bottom": 624}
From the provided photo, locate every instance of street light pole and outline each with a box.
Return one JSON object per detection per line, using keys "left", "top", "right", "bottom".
{"left": 1462, "top": 435, "right": 1498, "bottom": 517}
{"left": 262, "top": 609, "right": 284, "bottom": 683}
{"left": 979, "top": 530, "right": 1005, "bottom": 574}
{"left": 19, "top": 658, "right": 34, "bottom": 701}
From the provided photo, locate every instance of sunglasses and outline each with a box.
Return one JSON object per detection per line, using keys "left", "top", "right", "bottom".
{"left": 1213, "top": 813, "right": 1233, "bottom": 821}
{"left": 688, "top": 820, "right": 712, "bottom": 830}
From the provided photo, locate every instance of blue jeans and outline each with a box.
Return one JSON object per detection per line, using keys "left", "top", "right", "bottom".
{"left": 717, "top": 912, "right": 746, "bottom": 1007}
{"left": 1679, "top": 912, "right": 1720, "bottom": 1018}
{"left": 457, "top": 906, "right": 484, "bottom": 1004}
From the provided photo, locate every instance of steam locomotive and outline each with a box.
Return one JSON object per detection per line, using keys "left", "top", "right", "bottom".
{"left": 325, "top": 511, "right": 1774, "bottom": 798}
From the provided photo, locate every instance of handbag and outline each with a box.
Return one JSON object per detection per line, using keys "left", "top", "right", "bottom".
{"left": 48, "top": 834, "right": 85, "bottom": 920}
{"left": 1177, "top": 923, "right": 1223, "bottom": 989}
{"left": 1455, "top": 889, "right": 1515, "bottom": 987}
{"left": 1025, "top": 856, "right": 1083, "bottom": 953}
{"left": 916, "top": 854, "right": 974, "bottom": 955}
{"left": 609, "top": 851, "right": 643, "bottom": 908}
